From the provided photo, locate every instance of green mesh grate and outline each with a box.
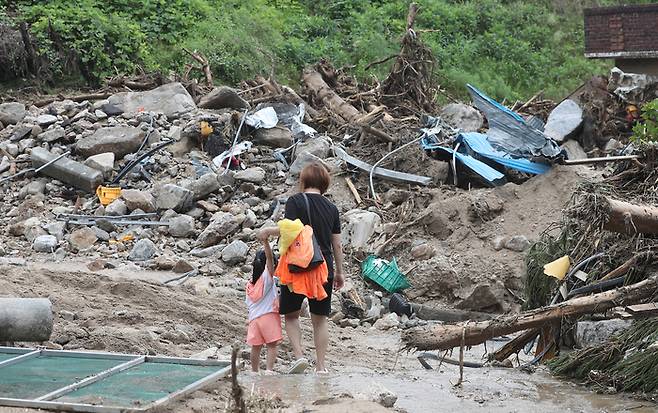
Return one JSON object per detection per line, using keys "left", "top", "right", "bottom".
{"left": 56, "top": 362, "right": 219, "bottom": 407}
{"left": 0, "top": 355, "right": 123, "bottom": 399}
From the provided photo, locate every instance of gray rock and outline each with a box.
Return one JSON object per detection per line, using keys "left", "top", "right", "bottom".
{"left": 69, "top": 227, "right": 98, "bottom": 251}
{"left": 243, "top": 209, "right": 257, "bottom": 228}
{"left": 561, "top": 140, "right": 588, "bottom": 160}
{"left": 105, "top": 199, "right": 128, "bottom": 216}
{"left": 342, "top": 209, "right": 381, "bottom": 249}
{"left": 410, "top": 243, "right": 435, "bottom": 260}
{"left": 4, "top": 143, "right": 19, "bottom": 157}
{"left": 198, "top": 86, "right": 249, "bottom": 110}
{"left": 155, "top": 184, "right": 194, "bottom": 212}
{"left": 25, "top": 225, "right": 47, "bottom": 243}
{"left": 108, "top": 82, "right": 196, "bottom": 119}
{"left": 182, "top": 173, "right": 220, "bottom": 200}
{"left": 121, "top": 189, "right": 156, "bottom": 213}
{"left": 294, "top": 136, "right": 332, "bottom": 159}
{"left": 190, "top": 245, "right": 224, "bottom": 258}
{"left": 221, "top": 240, "right": 249, "bottom": 264}
{"left": 39, "top": 126, "right": 65, "bottom": 143}
{"left": 0, "top": 102, "right": 27, "bottom": 125}
{"left": 9, "top": 125, "right": 32, "bottom": 142}
{"left": 20, "top": 179, "right": 46, "bottom": 198}
{"left": 168, "top": 215, "right": 195, "bottom": 238}
{"left": 372, "top": 387, "right": 398, "bottom": 408}
{"left": 440, "top": 103, "right": 484, "bottom": 132}
{"left": 289, "top": 152, "right": 324, "bottom": 177}
{"left": 45, "top": 222, "right": 66, "bottom": 241}
{"left": 457, "top": 284, "right": 505, "bottom": 312}
{"left": 504, "top": 235, "right": 531, "bottom": 252}
{"left": 37, "top": 114, "right": 58, "bottom": 128}
{"left": 95, "top": 218, "right": 116, "bottom": 233}
{"left": 0, "top": 156, "right": 8, "bottom": 174}
{"left": 84, "top": 153, "right": 115, "bottom": 179}
{"left": 33, "top": 235, "right": 58, "bottom": 253}
{"left": 76, "top": 126, "right": 145, "bottom": 159}
{"left": 95, "top": 109, "right": 107, "bottom": 119}
{"left": 234, "top": 167, "right": 266, "bottom": 184}
{"left": 196, "top": 212, "right": 239, "bottom": 247}
{"left": 576, "top": 319, "right": 632, "bottom": 348}
{"left": 604, "top": 138, "right": 623, "bottom": 153}
{"left": 492, "top": 236, "right": 507, "bottom": 251}
{"left": 544, "top": 99, "right": 583, "bottom": 143}
{"left": 91, "top": 226, "right": 110, "bottom": 242}
{"left": 373, "top": 313, "right": 400, "bottom": 331}
{"left": 129, "top": 238, "right": 157, "bottom": 261}
{"left": 253, "top": 125, "right": 293, "bottom": 148}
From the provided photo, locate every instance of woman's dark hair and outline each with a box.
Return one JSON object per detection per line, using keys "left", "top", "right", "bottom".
{"left": 299, "top": 162, "right": 330, "bottom": 194}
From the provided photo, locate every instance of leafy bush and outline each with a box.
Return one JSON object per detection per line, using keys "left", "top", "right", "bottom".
{"left": 1, "top": 0, "right": 649, "bottom": 100}
{"left": 631, "top": 99, "right": 658, "bottom": 143}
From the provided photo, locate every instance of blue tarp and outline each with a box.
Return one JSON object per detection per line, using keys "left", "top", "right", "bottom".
{"left": 467, "top": 84, "right": 563, "bottom": 159}
{"left": 457, "top": 133, "right": 551, "bottom": 175}
{"left": 420, "top": 136, "right": 506, "bottom": 186}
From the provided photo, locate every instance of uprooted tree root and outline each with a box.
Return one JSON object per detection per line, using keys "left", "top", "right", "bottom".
{"left": 381, "top": 3, "right": 436, "bottom": 114}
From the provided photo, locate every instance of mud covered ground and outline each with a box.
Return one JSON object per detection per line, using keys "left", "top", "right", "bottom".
{"left": 0, "top": 261, "right": 655, "bottom": 412}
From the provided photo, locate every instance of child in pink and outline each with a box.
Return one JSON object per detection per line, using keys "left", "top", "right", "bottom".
{"left": 245, "top": 241, "right": 282, "bottom": 372}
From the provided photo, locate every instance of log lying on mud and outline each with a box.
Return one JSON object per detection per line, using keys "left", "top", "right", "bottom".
{"left": 603, "top": 198, "right": 658, "bottom": 235}
{"left": 302, "top": 70, "right": 361, "bottom": 123}
{"left": 402, "top": 275, "right": 658, "bottom": 351}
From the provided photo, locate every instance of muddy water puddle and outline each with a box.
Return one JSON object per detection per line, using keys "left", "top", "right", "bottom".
{"left": 243, "top": 366, "right": 656, "bottom": 412}
{"left": 242, "top": 333, "right": 656, "bottom": 413}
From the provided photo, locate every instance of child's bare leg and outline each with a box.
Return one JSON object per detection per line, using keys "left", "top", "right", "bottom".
{"left": 265, "top": 342, "right": 278, "bottom": 370}
{"left": 250, "top": 345, "right": 262, "bottom": 372}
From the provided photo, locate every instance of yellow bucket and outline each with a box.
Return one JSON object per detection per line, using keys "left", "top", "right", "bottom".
{"left": 96, "top": 186, "right": 122, "bottom": 206}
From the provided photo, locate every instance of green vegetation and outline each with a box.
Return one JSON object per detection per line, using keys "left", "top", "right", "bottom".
{"left": 632, "top": 99, "right": 658, "bottom": 143}
{"left": 0, "top": 0, "right": 654, "bottom": 100}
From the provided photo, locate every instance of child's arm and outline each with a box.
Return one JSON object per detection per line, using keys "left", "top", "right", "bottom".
{"left": 262, "top": 240, "right": 275, "bottom": 276}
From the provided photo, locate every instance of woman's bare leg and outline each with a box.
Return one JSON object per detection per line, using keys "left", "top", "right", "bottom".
{"left": 266, "top": 343, "right": 278, "bottom": 370}
{"left": 284, "top": 310, "right": 303, "bottom": 359}
{"left": 310, "top": 314, "right": 328, "bottom": 371}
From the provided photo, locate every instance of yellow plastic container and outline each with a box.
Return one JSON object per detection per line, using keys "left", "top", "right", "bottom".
{"left": 96, "top": 186, "right": 122, "bottom": 206}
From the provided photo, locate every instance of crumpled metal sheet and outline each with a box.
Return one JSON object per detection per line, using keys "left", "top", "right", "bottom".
{"left": 457, "top": 132, "right": 551, "bottom": 175}
{"left": 467, "top": 84, "right": 563, "bottom": 159}
{"left": 609, "top": 67, "right": 658, "bottom": 104}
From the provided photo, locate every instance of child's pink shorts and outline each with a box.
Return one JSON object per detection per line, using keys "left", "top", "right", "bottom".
{"left": 247, "top": 312, "right": 282, "bottom": 346}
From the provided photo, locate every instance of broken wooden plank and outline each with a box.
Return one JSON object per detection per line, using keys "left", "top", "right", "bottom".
{"left": 626, "top": 303, "right": 658, "bottom": 317}
{"left": 603, "top": 198, "right": 658, "bottom": 235}
{"left": 403, "top": 274, "right": 658, "bottom": 351}
{"left": 344, "top": 177, "right": 362, "bottom": 204}
{"left": 334, "top": 146, "right": 432, "bottom": 186}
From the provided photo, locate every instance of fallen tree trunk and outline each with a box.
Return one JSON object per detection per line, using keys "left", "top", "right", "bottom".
{"left": 302, "top": 70, "right": 361, "bottom": 123}
{"left": 604, "top": 198, "right": 658, "bottom": 235}
{"left": 403, "top": 274, "right": 658, "bottom": 351}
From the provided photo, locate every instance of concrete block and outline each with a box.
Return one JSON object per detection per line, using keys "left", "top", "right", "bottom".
{"left": 31, "top": 147, "right": 103, "bottom": 193}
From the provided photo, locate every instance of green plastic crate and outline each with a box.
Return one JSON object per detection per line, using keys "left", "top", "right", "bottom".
{"left": 361, "top": 255, "right": 410, "bottom": 293}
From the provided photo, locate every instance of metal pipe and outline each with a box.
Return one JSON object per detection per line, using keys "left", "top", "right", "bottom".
{"left": 369, "top": 135, "right": 424, "bottom": 200}
{"left": 0, "top": 298, "right": 53, "bottom": 342}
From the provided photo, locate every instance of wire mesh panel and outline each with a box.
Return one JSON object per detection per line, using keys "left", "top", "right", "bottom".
{"left": 0, "top": 354, "right": 122, "bottom": 399}
{"left": 0, "top": 347, "right": 231, "bottom": 412}
{"left": 56, "top": 362, "right": 221, "bottom": 407}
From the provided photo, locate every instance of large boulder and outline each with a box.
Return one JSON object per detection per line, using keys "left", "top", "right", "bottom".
{"left": 68, "top": 227, "right": 98, "bottom": 251}
{"left": 543, "top": 99, "right": 583, "bottom": 143}
{"left": 154, "top": 184, "right": 194, "bottom": 212}
{"left": 196, "top": 212, "right": 239, "bottom": 247}
{"left": 198, "top": 86, "right": 249, "bottom": 110}
{"left": 0, "top": 102, "right": 27, "bottom": 125}
{"left": 76, "top": 126, "right": 144, "bottom": 159}
{"left": 107, "top": 82, "right": 196, "bottom": 119}
{"left": 341, "top": 209, "right": 381, "bottom": 250}
{"left": 439, "top": 103, "right": 484, "bottom": 132}
{"left": 33, "top": 235, "right": 58, "bottom": 253}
